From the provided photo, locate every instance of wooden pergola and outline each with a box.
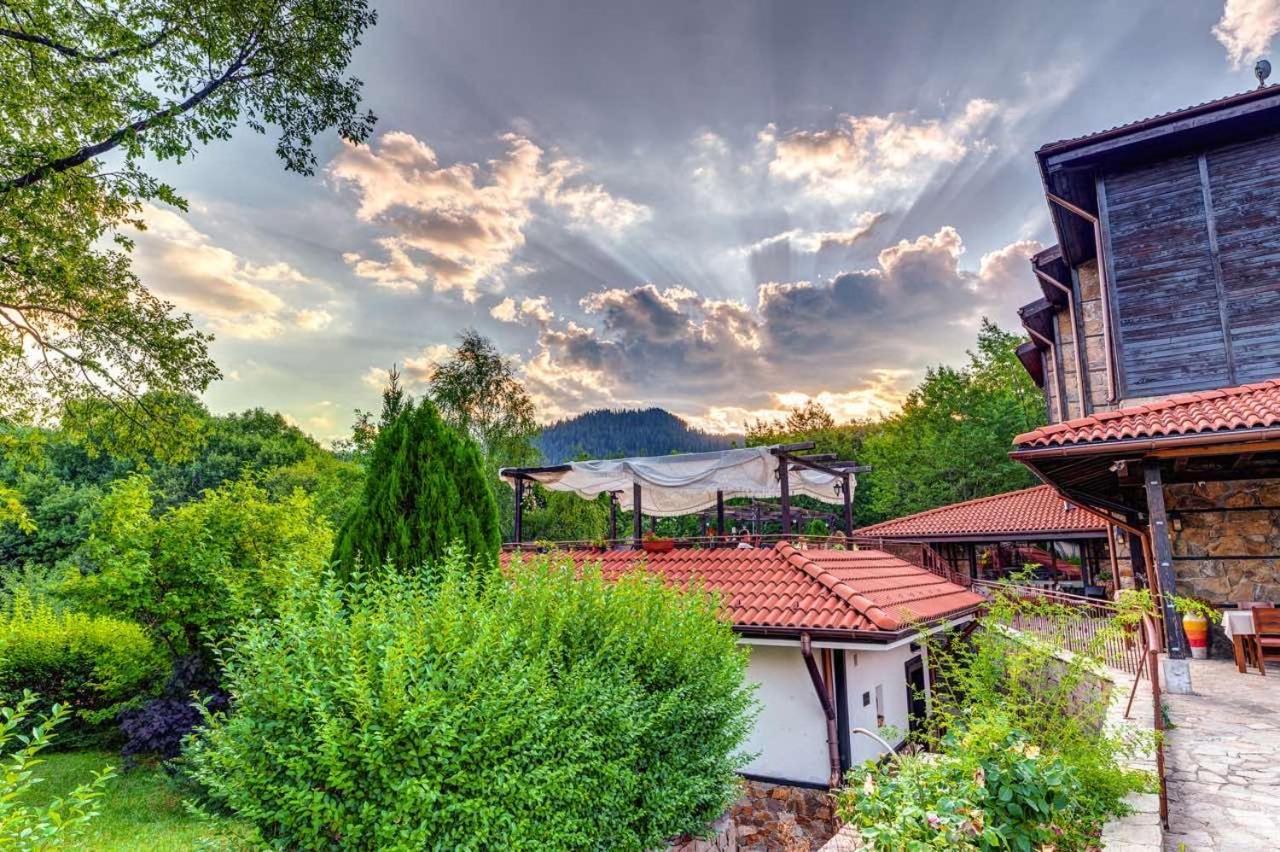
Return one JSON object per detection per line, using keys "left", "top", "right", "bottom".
{"left": 501, "top": 442, "right": 869, "bottom": 548}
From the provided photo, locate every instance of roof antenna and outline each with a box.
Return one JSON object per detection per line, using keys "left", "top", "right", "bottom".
{"left": 1255, "top": 58, "right": 1271, "bottom": 88}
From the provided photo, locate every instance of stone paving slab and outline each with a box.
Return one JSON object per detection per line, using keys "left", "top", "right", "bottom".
{"left": 1162, "top": 658, "right": 1280, "bottom": 851}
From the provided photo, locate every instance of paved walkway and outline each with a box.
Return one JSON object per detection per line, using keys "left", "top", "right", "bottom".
{"left": 1163, "top": 659, "right": 1280, "bottom": 851}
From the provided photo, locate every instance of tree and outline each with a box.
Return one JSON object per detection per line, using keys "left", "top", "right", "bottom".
{"left": 332, "top": 400, "right": 501, "bottom": 577}
{"left": 858, "top": 320, "right": 1045, "bottom": 523}
{"left": 429, "top": 330, "right": 538, "bottom": 469}
{"left": 1, "top": 0, "right": 377, "bottom": 426}
{"left": 61, "top": 474, "right": 334, "bottom": 660}
{"left": 339, "top": 365, "right": 408, "bottom": 462}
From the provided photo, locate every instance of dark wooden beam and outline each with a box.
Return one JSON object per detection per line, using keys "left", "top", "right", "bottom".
{"left": 1143, "top": 461, "right": 1187, "bottom": 658}
{"left": 513, "top": 477, "right": 525, "bottom": 543}
{"left": 778, "top": 455, "right": 792, "bottom": 536}
{"left": 716, "top": 490, "right": 725, "bottom": 536}
{"left": 842, "top": 473, "right": 853, "bottom": 536}
{"left": 609, "top": 492, "right": 618, "bottom": 541}
{"left": 632, "top": 482, "right": 642, "bottom": 549}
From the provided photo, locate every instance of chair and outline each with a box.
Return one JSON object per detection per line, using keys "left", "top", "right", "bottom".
{"left": 1252, "top": 607, "right": 1280, "bottom": 675}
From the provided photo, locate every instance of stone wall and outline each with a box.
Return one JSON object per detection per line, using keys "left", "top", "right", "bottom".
{"left": 668, "top": 813, "right": 737, "bottom": 852}
{"left": 732, "top": 780, "right": 838, "bottom": 852}
{"left": 1164, "top": 479, "right": 1280, "bottom": 604}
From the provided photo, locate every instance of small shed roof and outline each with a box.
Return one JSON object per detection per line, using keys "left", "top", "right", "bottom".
{"left": 855, "top": 485, "right": 1108, "bottom": 542}
{"left": 502, "top": 542, "right": 982, "bottom": 638}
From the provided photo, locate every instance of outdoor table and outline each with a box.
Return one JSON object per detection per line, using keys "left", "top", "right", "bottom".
{"left": 1223, "top": 609, "right": 1258, "bottom": 673}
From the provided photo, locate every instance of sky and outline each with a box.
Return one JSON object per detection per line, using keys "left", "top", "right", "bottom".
{"left": 130, "top": 0, "right": 1280, "bottom": 441}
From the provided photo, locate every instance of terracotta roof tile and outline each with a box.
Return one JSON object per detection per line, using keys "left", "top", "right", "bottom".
{"left": 855, "top": 485, "right": 1107, "bottom": 539}
{"left": 1014, "top": 378, "right": 1280, "bottom": 449}
{"left": 501, "top": 542, "right": 982, "bottom": 635}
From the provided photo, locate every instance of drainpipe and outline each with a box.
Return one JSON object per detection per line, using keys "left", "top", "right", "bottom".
{"left": 800, "top": 632, "right": 842, "bottom": 788}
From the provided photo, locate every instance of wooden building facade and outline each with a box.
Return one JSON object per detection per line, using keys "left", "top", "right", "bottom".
{"left": 1012, "top": 83, "right": 1280, "bottom": 669}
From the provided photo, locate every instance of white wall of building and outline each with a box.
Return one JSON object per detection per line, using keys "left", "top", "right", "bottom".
{"left": 741, "top": 644, "right": 831, "bottom": 785}
{"left": 740, "top": 640, "right": 932, "bottom": 785}
{"left": 842, "top": 642, "right": 929, "bottom": 766}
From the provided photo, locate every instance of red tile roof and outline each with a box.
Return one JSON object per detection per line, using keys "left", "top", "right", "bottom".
{"left": 854, "top": 485, "right": 1107, "bottom": 540}
{"left": 502, "top": 542, "right": 982, "bottom": 635}
{"left": 1014, "top": 378, "right": 1280, "bottom": 449}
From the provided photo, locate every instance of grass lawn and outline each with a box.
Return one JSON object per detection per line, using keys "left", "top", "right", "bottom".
{"left": 20, "top": 750, "right": 253, "bottom": 851}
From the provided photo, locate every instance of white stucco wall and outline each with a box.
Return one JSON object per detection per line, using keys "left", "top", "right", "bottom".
{"left": 740, "top": 641, "right": 932, "bottom": 785}
{"left": 842, "top": 642, "right": 929, "bottom": 766}
{"left": 741, "top": 643, "right": 831, "bottom": 785}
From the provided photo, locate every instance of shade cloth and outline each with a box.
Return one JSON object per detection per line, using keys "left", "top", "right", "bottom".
{"left": 500, "top": 446, "right": 851, "bottom": 517}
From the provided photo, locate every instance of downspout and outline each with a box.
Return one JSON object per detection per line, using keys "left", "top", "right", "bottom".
{"left": 800, "top": 633, "right": 842, "bottom": 788}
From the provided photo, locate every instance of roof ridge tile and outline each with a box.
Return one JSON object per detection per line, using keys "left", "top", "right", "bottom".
{"left": 774, "top": 542, "right": 900, "bottom": 630}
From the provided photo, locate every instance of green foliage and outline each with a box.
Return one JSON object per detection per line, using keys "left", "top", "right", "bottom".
{"left": 841, "top": 714, "right": 1120, "bottom": 851}
{"left": 842, "top": 586, "right": 1155, "bottom": 850}
{"left": 859, "top": 320, "right": 1045, "bottom": 523}
{"left": 61, "top": 474, "right": 333, "bottom": 660}
{"left": 1, "top": 0, "right": 376, "bottom": 428}
{"left": 332, "top": 400, "right": 500, "bottom": 577}
{"left": 186, "top": 553, "right": 755, "bottom": 850}
{"left": 0, "top": 694, "right": 116, "bottom": 850}
{"left": 520, "top": 488, "right": 610, "bottom": 543}
{"left": 0, "top": 592, "right": 164, "bottom": 737}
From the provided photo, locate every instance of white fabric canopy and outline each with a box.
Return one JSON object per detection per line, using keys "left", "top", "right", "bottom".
{"left": 500, "top": 446, "right": 852, "bottom": 517}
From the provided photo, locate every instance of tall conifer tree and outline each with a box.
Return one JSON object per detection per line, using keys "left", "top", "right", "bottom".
{"left": 332, "top": 400, "right": 500, "bottom": 576}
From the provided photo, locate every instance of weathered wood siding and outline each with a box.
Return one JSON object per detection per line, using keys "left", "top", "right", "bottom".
{"left": 1206, "top": 133, "right": 1280, "bottom": 384}
{"left": 1100, "top": 155, "right": 1231, "bottom": 397}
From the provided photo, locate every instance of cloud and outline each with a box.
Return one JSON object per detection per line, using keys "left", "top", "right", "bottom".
{"left": 401, "top": 343, "right": 453, "bottom": 384}
{"left": 294, "top": 308, "right": 334, "bottom": 331}
{"left": 743, "top": 211, "right": 883, "bottom": 256}
{"left": 1214, "top": 0, "right": 1280, "bottom": 68}
{"left": 491, "top": 295, "right": 554, "bottom": 324}
{"left": 331, "top": 131, "right": 648, "bottom": 301}
{"left": 762, "top": 100, "right": 999, "bottom": 203}
{"left": 522, "top": 228, "right": 1041, "bottom": 426}
{"left": 130, "top": 205, "right": 322, "bottom": 340}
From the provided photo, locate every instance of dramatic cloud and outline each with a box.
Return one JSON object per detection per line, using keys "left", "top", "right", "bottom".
{"left": 524, "top": 228, "right": 1041, "bottom": 425}
{"left": 1214, "top": 0, "right": 1280, "bottom": 68}
{"left": 762, "top": 100, "right": 999, "bottom": 203}
{"left": 744, "top": 212, "right": 883, "bottom": 256}
{"left": 131, "top": 206, "right": 323, "bottom": 340}
{"left": 331, "top": 131, "right": 648, "bottom": 301}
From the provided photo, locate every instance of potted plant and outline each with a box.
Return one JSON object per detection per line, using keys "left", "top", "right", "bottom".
{"left": 1172, "top": 595, "right": 1221, "bottom": 660}
{"left": 642, "top": 530, "right": 676, "bottom": 553}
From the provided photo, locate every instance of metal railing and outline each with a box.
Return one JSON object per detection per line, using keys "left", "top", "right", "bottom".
{"left": 1128, "top": 613, "right": 1169, "bottom": 828}
{"left": 969, "top": 579, "right": 1143, "bottom": 676}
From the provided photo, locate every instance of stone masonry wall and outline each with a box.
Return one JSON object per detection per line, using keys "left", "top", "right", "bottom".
{"left": 1164, "top": 479, "right": 1280, "bottom": 603}
{"left": 732, "top": 780, "right": 838, "bottom": 852}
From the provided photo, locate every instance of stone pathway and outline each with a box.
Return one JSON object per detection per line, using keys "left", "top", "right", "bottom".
{"left": 1162, "top": 658, "right": 1280, "bottom": 851}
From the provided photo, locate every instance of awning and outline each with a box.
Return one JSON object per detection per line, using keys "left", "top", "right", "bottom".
{"left": 499, "top": 446, "right": 852, "bottom": 517}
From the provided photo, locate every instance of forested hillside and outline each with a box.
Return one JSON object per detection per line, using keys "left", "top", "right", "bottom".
{"left": 535, "top": 408, "right": 740, "bottom": 463}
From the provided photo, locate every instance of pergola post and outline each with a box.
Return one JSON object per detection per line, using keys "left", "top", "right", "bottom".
{"left": 632, "top": 482, "right": 642, "bottom": 549}
{"left": 778, "top": 455, "right": 792, "bottom": 535}
{"left": 716, "top": 490, "right": 725, "bottom": 537}
{"left": 842, "top": 473, "right": 853, "bottom": 536}
{"left": 608, "top": 492, "right": 618, "bottom": 543}
{"left": 513, "top": 477, "right": 525, "bottom": 544}
{"left": 1143, "top": 460, "right": 1187, "bottom": 660}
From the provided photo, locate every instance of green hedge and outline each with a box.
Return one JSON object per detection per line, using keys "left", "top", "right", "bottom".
{"left": 187, "top": 552, "right": 756, "bottom": 850}
{"left": 0, "top": 591, "right": 165, "bottom": 739}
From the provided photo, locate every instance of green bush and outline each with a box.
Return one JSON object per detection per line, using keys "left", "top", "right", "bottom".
{"left": 0, "top": 692, "right": 116, "bottom": 850}
{"left": 840, "top": 713, "right": 1120, "bottom": 851}
{"left": 0, "top": 591, "right": 165, "bottom": 739}
{"left": 840, "top": 584, "right": 1154, "bottom": 851}
{"left": 187, "top": 552, "right": 755, "bottom": 850}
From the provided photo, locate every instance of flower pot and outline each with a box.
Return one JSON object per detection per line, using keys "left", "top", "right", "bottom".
{"left": 642, "top": 538, "right": 676, "bottom": 554}
{"left": 1182, "top": 612, "right": 1209, "bottom": 659}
